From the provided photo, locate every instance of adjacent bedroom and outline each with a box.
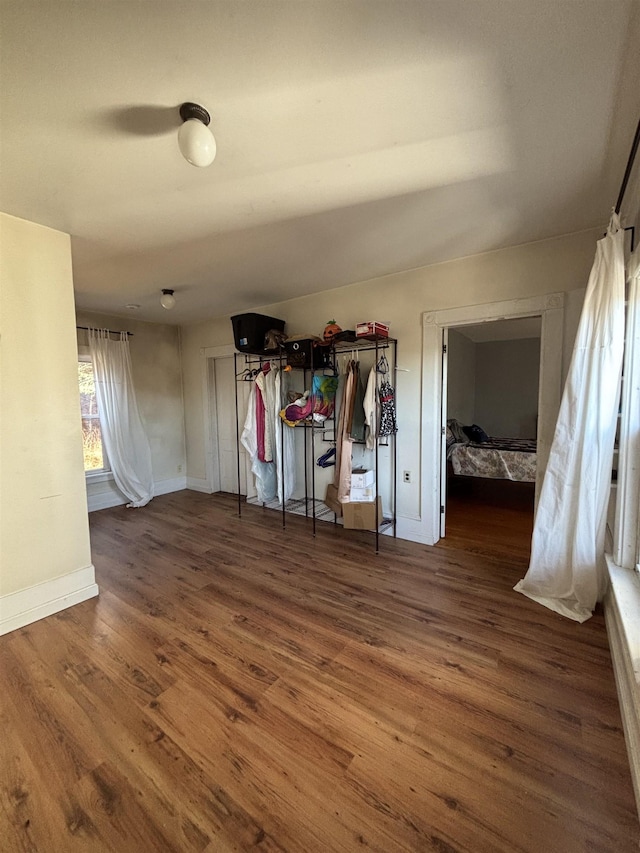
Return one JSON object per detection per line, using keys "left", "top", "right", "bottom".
{"left": 442, "top": 316, "right": 542, "bottom": 558}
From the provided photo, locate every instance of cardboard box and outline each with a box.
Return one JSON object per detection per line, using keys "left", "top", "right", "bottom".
{"left": 355, "top": 321, "right": 389, "bottom": 340}
{"left": 351, "top": 468, "right": 375, "bottom": 489}
{"left": 349, "top": 486, "right": 376, "bottom": 502}
{"left": 324, "top": 483, "right": 342, "bottom": 516}
{"left": 342, "top": 497, "right": 383, "bottom": 530}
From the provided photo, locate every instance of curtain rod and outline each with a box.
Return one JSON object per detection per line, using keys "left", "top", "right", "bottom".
{"left": 615, "top": 115, "right": 640, "bottom": 215}
{"left": 76, "top": 325, "right": 133, "bottom": 336}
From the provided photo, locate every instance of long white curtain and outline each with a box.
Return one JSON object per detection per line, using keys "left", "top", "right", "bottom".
{"left": 514, "top": 214, "right": 626, "bottom": 622}
{"left": 88, "top": 329, "right": 154, "bottom": 508}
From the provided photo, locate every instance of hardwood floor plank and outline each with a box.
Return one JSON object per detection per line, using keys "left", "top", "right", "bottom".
{"left": 1, "top": 491, "right": 637, "bottom": 852}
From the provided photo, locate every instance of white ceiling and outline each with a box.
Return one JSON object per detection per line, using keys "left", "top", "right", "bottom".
{"left": 1, "top": 1, "right": 639, "bottom": 325}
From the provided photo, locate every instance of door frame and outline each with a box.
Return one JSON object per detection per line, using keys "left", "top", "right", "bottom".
{"left": 421, "top": 293, "right": 565, "bottom": 546}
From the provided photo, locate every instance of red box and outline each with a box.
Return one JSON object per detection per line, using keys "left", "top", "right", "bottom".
{"left": 355, "top": 321, "right": 389, "bottom": 340}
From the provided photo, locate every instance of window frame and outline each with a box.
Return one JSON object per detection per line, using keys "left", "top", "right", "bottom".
{"left": 613, "top": 265, "right": 640, "bottom": 571}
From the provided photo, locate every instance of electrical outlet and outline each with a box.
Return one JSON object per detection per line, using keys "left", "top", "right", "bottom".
{"left": 177, "top": 464, "right": 183, "bottom": 473}
{"left": 403, "top": 470, "right": 411, "bottom": 483}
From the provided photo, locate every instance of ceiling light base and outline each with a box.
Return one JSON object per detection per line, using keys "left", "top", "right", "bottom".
{"left": 179, "top": 102, "right": 211, "bottom": 126}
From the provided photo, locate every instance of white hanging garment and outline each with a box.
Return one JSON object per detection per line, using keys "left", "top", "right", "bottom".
{"left": 363, "top": 366, "right": 378, "bottom": 450}
{"left": 514, "top": 214, "right": 626, "bottom": 622}
{"left": 273, "top": 368, "right": 295, "bottom": 504}
{"left": 335, "top": 361, "right": 356, "bottom": 501}
{"left": 241, "top": 380, "right": 276, "bottom": 502}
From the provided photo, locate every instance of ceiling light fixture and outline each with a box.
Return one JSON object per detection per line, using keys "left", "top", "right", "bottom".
{"left": 178, "top": 102, "right": 216, "bottom": 167}
{"left": 160, "top": 289, "right": 176, "bottom": 310}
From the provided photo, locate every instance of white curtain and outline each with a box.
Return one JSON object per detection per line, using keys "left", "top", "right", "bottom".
{"left": 514, "top": 214, "right": 626, "bottom": 622}
{"left": 88, "top": 329, "right": 154, "bottom": 508}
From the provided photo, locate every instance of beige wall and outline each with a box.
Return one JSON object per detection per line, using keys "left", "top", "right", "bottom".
{"left": 475, "top": 338, "right": 541, "bottom": 439}
{"left": 0, "top": 213, "right": 96, "bottom": 629}
{"left": 76, "top": 311, "right": 186, "bottom": 509}
{"left": 181, "top": 227, "right": 596, "bottom": 530}
{"left": 447, "top": 329, "right": 476, "bottom": 425}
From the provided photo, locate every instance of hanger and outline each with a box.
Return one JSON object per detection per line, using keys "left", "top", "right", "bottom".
{"left": 376, "top": 353, "right": 389, "bottom": 374}
{"left": 237, "top": 367, "right": 259, "bottom": 381}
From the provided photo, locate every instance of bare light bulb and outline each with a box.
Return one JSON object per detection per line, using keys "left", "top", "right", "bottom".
{"left": 178, "top": 102, "right": 216, "bottom": 167}
{"left": 160, "top": 289, "right": 176, "bottom": 310}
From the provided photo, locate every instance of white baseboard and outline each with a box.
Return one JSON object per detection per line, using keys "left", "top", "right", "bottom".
{"left": 88, "top": 489, "right": 125, "bottom": 512}
{"left": 155, "top": 475, "right": 187, "bottom": 496}
{"left": 0, "top": 565, "right": 99, "bottom": 636}
{"left": 187, "top": 477, "right": 214, "bottom": 494}
{"left": 605, "top": 556, "right": 640, "bottom": 820}
{"left": 87, "top": 476, "right": 188, "bottom": 512}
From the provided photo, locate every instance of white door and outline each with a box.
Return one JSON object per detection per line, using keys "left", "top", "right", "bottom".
{"left": 212, "top": 357, "right": 254, "bottom": 496}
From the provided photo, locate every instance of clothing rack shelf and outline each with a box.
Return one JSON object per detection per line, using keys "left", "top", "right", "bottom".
{"left": 233, "top": 336, "right": 397, "bottom": 553}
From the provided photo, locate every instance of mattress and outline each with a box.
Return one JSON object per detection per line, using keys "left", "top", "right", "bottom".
{"left": 449, "top": 437, "right": 537, "bottom": 482}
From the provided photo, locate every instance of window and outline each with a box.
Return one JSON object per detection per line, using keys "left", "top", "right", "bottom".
{"left": 78, "top": 358, "right": 109, "bottom": 473}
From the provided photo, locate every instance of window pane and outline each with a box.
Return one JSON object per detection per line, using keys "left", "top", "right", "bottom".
{"left": 78, "top": 361, "right": 99, "bottom": 416}
{"left": 78, "top": 362, "right": 106, "bottom": 471}
{"left": 81, "top": 418, "right": 105, "bottom": 471}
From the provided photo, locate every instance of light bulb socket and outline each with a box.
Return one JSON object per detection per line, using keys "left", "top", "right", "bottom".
{"left": 179, "top": 102, "right": 210, "bottom": 126}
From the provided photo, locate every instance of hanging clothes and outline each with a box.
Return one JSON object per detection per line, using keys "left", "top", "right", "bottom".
{"left": 335, "top": 359, "right": 357, "bottom": 501}
{"left": 378, "top": 380, "right": 398, "bottom": 437}
{"left": 255, "top": 382, "right": 266, "bottom": 462}
{"left": 349, "top": 364, "right": 366, "bottom": 442}
{"left": 514, "top": 213, "right": 626, "bottom": 622}
{"left": 363, "top": 366, "right": 378, "bottom": 451}
{"left": 274, "top": 367, "right": 295, "bottom": 504}
{"left": 255, "top": 363, "right": 275, "bottom": 462}
{"left": 241, "top": 362, "right": 295, "bottom": 506}
{"left": 311, "top": 373, "right": 339, "bottom": 419}
{"left": 241, "top": 380, "right": 276, "bottom": 502}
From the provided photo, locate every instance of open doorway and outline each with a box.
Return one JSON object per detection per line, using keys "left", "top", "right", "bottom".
{"left": 421, "top": 292, "right": 565, "bottom": 549}
{"left": 441, "top": 316, "right": 541, "bottom": 559}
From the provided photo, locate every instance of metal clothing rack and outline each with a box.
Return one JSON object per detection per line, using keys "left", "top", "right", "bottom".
{"left": 333, "top": 336, "right": 398, "bottom": 553}
{"left": 233, "top": 336, "right": 398, "bottom": 553}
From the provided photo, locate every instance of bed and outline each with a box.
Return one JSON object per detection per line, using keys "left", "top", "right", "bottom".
{"left": 446, "top": 420, "right": 537, "bottom": 483}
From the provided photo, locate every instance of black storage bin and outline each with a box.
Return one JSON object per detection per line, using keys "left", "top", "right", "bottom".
{"left": 231, "top": 313, "right": 285, "bottom": 355}
{"left": 284, "top": 339, "right": 332, "bottom": 370}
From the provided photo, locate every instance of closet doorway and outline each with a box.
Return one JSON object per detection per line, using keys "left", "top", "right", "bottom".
{"left": 204, "top": 351, "right": 254, "bottom": 497}
{"left": 441, "top": 317, "right": 541, "bottom": 557}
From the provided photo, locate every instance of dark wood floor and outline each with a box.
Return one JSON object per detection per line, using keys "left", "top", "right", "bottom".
{"left": 1, "top": 490, "right": 637, "bottom": 852}
{"left": 441, "top": 477, "right": 536, "bottom": 562}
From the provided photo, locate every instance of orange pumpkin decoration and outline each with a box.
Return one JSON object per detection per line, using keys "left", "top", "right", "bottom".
{"left": 323, "top": 319, "right": 342, "bottom": 342}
